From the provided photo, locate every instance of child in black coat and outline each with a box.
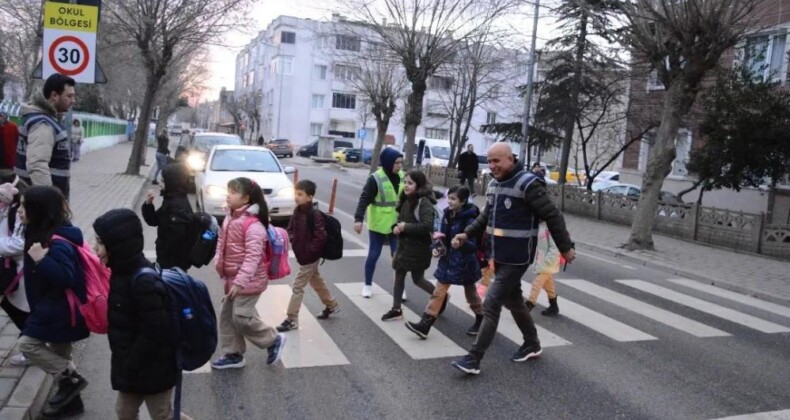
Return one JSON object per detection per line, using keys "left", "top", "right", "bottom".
{"left": 142, "top": 163, "right": 194, "bottom": 271}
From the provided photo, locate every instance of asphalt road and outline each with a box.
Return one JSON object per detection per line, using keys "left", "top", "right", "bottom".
{"left": 70, "top": 156, "right": 790, "bottom": 420}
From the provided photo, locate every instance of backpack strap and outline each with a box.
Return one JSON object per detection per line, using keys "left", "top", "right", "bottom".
{"left": 52, "top": 234, "right": 81, "bottom": 328}
{"left": 241, "top": 215, "right": 260, "bottom": 234}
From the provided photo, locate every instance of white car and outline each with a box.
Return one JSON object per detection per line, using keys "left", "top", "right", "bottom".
{"left": 195, "top": 145, "right": 296, "bottom": 223}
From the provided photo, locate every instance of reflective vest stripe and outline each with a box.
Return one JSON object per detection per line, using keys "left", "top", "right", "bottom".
{"left": 486, "top": 226, "right": 539, "bottom": 238}
{"left": 372, "top": 172, "right": 398, "bottom": 207}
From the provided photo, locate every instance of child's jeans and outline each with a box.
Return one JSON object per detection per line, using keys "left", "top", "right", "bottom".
{"left": 116, "top": 388, "right": 193, "bottom": 420}
{"left": 18, "top": 335, "right": 75, "bottom": 375}
{"left": 286, "top": 261, "right": 337, "bottom": 322}
{"left": 425, "top": 283, "right": 482, "bottom": 317}
{"left": 528, "top": 273, "right": 557, "bottom": 304}
{"left": 219, "top": 294, "right": 278, "bottom": 355}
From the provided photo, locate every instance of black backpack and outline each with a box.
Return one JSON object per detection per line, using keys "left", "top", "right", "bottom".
{"left": 307, "top": 209, "right": 343, "bottom": 261}
{"left": 188, "top": 212, "right": 219, "bottom": 268}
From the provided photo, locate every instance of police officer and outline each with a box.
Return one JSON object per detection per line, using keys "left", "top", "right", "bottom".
{"left": 450, "top": 142, "right": 575, "bottom": 375}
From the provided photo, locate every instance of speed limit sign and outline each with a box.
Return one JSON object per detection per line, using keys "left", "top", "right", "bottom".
{"left": 42, "top": 1, "right": 98, "bottom": 83}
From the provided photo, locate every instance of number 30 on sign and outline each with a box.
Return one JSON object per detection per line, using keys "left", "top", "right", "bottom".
{"left": 42, "top": 1, "right": 98, "bottom": 83}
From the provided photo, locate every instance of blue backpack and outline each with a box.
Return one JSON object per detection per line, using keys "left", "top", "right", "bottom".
{"left": 133, "top": 266, "right": 218, "bottom": 371}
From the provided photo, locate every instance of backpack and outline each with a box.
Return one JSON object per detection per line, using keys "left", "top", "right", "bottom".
{"left": 307, "top": 209, "right": 343, "bottom": 261}
{"left": 55, "top": 235, "right": 111, "bottom": 334}
{"left": 241, "top": 217, "right": 291, "bottom": 280}
{"left": 133, "top": 266, "right": 218, "bottom": 371}
{"left": 413, "top": 198, "right": 443, "bottom": 233}
{"left": 189, "top": 212, "right": 219, "bottom": 267}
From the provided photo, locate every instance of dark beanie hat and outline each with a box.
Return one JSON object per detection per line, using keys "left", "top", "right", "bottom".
{"left": 93, "top": 209, "right": 144, "bottom": 268}
{"left": 379, "top": 147, "right": 403, "bottom": 174}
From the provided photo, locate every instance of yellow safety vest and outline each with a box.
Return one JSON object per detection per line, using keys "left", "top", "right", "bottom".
{"left": 366, "top": 168, "right": 403, "bottom": 234}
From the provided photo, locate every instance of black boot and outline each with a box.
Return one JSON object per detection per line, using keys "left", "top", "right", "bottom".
{"left": 526, "top": 301, "right": 535, "bottom": 312}
{"left": 541, "top": 298, "right": 559, "bottom": 317}
{"left": 47, "top": 370, "right": 88, "bottom": 411}
{"left": 41, "top": 394, "right": 85, "bottom": 419}
{"left": 466, "top": 314, "right": 484, "bottom": 336}
{"left": 405, "top": 313, "right": 436, "bottom": 339}
{"left": 438, "top": 294, "right": 450, "bottom": 316}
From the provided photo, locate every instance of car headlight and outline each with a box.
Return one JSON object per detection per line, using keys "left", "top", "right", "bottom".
{"left": 275, "top": 187, "right": 294, "bottom": 199}
{"left": 187, "top": 153, "right": 205, "bottom": 170}
{"left": 205, "top": 185, "right": 227, "bottom": 199}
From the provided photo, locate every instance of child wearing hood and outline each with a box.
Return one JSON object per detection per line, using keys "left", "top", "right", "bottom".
{"left": 93, "top": 209, "right": 191, "bottom": 420}
{"left": 142, "top": 162, "right": 194, "bottom": 271}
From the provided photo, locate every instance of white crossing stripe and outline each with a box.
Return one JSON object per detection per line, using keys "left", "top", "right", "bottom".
{"left": 335, "top": 282, "right": 467, "bottom": 360}
{"left": 709, "top": 409, "right": 790, "bottom": 419}
{"left": 183, "top": 362, "right": 211, "bottom": 374}
{"left": 144, "top": 249, "right": 369, "bottom": 262}
{"left": 617, "top": 280, "right": 790, "bottom": 334}
{"left": 558, "top": 280, "right": 729, "bottom": 338}
{"left": 525, "top": 281, "right": 657, "bottom": 342}
{"left": 668, "top": 279, "right": 790, "bottom": 320}
{"left": 434, "top": 281, "right": 570, "bottom": 347}
{"left": 256, "top": 285, "right": 350, "bottom": 368}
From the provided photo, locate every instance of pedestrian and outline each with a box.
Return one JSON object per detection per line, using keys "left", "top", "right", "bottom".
{"left": 0, "top": 175, "right": 30, "bottom": 366}
{"left": 70, "top": 119, "right": 83, "bottom": 162}
{"left": 14, "top": 73, "right": 76, "bottom": 199}
{"left": 0, "top": 111, "right": 19, "bottom": 170}
{"left": 405, "top": 185, "right": 484, "bottom": 338}
{"left": 381, "top": 169, "right": 438, "bottom": 321}
{"left": 457, "top": 144, "right": 479, "bottom": 195}
{"left": 276, "top": 179, "right": 339, "bottom": 332}
{"left": 257, "top": 135, "right": 265, "bottom": 146}
{"left": 450, "top": 142, "right": 575, "bottom": 375}
{"left": 211, "top": 177, "right": 286, "bottom": 369}
{"left": 141, "top": 162, "right": 194, "bottom": 271}
{"left": 17, "top": 186, "right": 89, "bottom": 417}
{"left": 353, "top": 147, "right": 404, "bottom": 298}
{"left": 152, "top": 130, "right": 170, "bottom": 185}
{"left": 526, "top": 222, "right": 561, "bottom": 316}
{"left": 92, "top": 209, "right": 192, "bottom": 420}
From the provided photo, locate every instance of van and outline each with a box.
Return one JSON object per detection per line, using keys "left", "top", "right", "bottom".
{"left": 297, "top": 139, "right": 355, "bottom": 157}
{"left": 404, "top": 138, "right": 452, "bottom": 167}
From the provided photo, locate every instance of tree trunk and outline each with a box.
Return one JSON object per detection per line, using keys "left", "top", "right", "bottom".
{"left": 369, "top": 117, "right": 390, "bottom": 175}
{"left": 558, "top": 10, "right": 589, "bottom": 185}
{"left": 403, "top": 83, "right": 426, "bottom": 169}
{"left": 126, "top": 77, "right": 160, "bottom": 175}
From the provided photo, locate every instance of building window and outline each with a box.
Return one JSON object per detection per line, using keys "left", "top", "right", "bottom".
{"left": 426, "top": 101, "right": 448, "bottom": 118}
{"left": 311, "top": 94, "right": 325, "bottom": 109}
{"left": 334, "top": 64, "right": 359, "bottom": 81}
{"left": 486, "top": 111, "right": 497, "bottom": 125}
{"left": 742, "top": 33, "right": 788, "bottom": 83}
{"left": 671, "top": 129, "right": 691, "bottom": 177}
{"left": 310, "top": 123, "right": 323, "bottom": 136}
{"left": 425, "top": 128, "right": 449, "bottom": 139}
{"left": 430, "top": 76, "right": 453, "bottom": 90}
{"left": 332, "top": 92, "right": 356, "bottom": 109}
{"left": 335, "top": 35, "right": 361, "bottom": 52}
{"left": 280, "top": 31, "right": 296, "bottom": 44}
{"left": 272, "top": 56, "right": 294, "bottom": 76}
{"left": 328, "top": 130, "right": 356, "bottom": 138}
{"left": 313, "top": 65, "right": 327, "bottom": 80}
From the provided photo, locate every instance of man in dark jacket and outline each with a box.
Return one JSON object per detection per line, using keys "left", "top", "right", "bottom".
{"left": 152, "top": 130, "right": 170, "bottom": 185}
{"left": 457, "top": 144, "right": 479, "bottom": 195}
{"left": 449, "top": 142, "right": 576, "bottom": 375}
{"left": 277, "top": 179, "right": 338, "bottom": 332}
{"left": 93, "top": 209, "right": 188, "bottom": 420}
{"left": 142, "top": 163, "right": 194, "bottom": 271}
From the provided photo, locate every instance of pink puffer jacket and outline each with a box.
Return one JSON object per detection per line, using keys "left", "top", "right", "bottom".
{"left": 215, "top": 204, "right": 269, "bottom": 295}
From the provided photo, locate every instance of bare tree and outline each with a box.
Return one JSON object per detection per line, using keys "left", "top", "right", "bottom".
{"left": 620, "top": 0, "right": 764, "bottom": 250}
{"left": 341, "top": 0, "right": 518, "bottom": 168}
{"left": 0, "top": 0, "right": 44, "bottom": 99}
{"left": 104, "top": 0, "right": 252, "bottom": 175}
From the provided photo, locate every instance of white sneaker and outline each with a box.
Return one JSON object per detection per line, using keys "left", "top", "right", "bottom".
{"left": 361, "top": 285, "right": 372, "bottom": 298}
{"left": 402, "top": 290, "right": 407, "bottom": 302}
{"left": 9, "top": 353, "right": 30, "bottom": 367}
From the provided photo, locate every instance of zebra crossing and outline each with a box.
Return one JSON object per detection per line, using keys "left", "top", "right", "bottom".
{"left": 201, "top": 276, "right": 790, "bottom": 370}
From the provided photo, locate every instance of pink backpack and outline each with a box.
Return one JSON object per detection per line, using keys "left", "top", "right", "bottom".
{"left": 242, "top": 217, "right": 291, "bottom": 280}
{"left": 54, "top": 235, "right": 111, "bottom": 334}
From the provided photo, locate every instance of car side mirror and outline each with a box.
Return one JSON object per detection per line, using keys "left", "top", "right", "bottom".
{"left": 284, "top": 166, "right": 296, "bottom": 174}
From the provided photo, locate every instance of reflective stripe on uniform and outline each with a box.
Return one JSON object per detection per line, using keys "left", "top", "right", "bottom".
{"left": 372, "top": 172, "right": 398, "bottom": 207}
{"left": 486, "top": 226, "right": 539, "bottom": 238}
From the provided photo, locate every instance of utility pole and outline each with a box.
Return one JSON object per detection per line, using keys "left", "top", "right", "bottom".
{"left": 518, "top": 0, "right": 541, "bottom": 164}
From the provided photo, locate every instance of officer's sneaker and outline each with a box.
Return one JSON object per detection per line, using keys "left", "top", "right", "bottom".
{"left": 451, "top": 354, "right": 481, "bottom": 375}
{"left": 512, "top": 343, "right": 543, "bottom": 362}
{"left": 211, "top": 353, "right": 245, "bottom": 370}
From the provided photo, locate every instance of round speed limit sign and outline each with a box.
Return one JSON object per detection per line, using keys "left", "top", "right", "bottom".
{"left": 48, "top": 35, "right": 90, "bottom": 76}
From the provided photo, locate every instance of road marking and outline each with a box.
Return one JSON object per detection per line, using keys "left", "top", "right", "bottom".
{"left": 576, "top": 251, "right": 636, "bottom": 270}
{"left": 335, "top": 282, "right": 467, "bottom": 360}
{"left": 256, "top": 284, "right": 350, "bottom": 368}
{"left": 617, "top": 280, "right": 790, "bottom": 334}
{"left": 709, "top": 409, "right": 790, "bottom": 419}
{"left": 145, "top": 249, "right": 368, "bottom": 263}
{"left": 559, "top": 280, "right": 729, "bottom": 338}
{"left": 432, "top": 281, "right": 570, "bottom": 347}
{"left": 526, "top": 281, "right": 657, "bottom": 342}
{"left": 183, "top": 362, "right": 211, "bottom": 374}
{"left": 668, "top": 279, "right": 790, "bottom": 320}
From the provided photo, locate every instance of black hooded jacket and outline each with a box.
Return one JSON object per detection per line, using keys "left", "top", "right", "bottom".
{"left": 94, "top": 209, "right": 179, "bottom": 395}
{"left": 142, "top": 163, "right": 194, "bottom": 270}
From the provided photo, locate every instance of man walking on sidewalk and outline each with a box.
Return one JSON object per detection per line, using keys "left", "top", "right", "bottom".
{"left": 457, "top": 144, "right": 479, "bottom": 195}
{"left": 450, "top": 142, "right": 575, "bottom": 375}
{"left": 152, "top": 130, "right": 170, "bottom": 185}
{"left": 14, "top": 73, "right": 76, "bottom": 199}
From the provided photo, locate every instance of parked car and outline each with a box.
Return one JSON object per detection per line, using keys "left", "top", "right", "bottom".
{"left": 550, "top": 168, "right": 585, "bottom": 184}
{"left": 297, "top": 139, "right": 355, "bottom": 157}
{"left": 267, "top": 138, "right": 294, "bottom": 158}
{"left": 184, "top": 132, "right": 244, "bottom": 177}
{"left": 599, "top": 183, "right": 684, "bottom": 204}
{"left": 345, "top": 148, "right": 372, "bottom": 163}
{"left": 195, "top": 145, "right": 296, "bottom": 224}
{"left": 591, "top": 180, "right": 619, "bottom": 192}
{"left": 594, "top": 171, "right": 620, "bottom": 182}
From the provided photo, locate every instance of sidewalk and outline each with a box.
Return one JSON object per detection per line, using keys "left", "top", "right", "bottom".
{"left": 0, "top": 142, "right": 155, "bottom": 420}
{"left": 471, "top": 194, "right": 790, "bottom": 305}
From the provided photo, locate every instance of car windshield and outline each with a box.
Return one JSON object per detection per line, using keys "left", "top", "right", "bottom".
{"left": 194, "top": 136, "right": 243, "bottom": 151}
{"left": 210, "top": 149, "right": 281, "bottom": 172}
{"left": 430, "top": 146, "right": 451, "bottom": 159}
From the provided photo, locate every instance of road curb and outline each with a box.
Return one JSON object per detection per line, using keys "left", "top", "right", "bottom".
{"left": 574, "top": 240, "right": 790, "bottom": 307}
